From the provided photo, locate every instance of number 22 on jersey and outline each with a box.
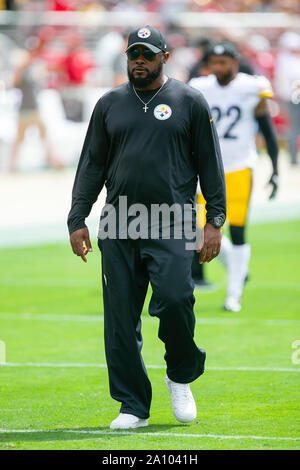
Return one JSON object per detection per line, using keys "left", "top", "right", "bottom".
{"left": 211, "top": 105, "right": 242, "bottom": 139}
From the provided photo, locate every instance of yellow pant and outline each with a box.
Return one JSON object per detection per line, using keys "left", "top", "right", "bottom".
{"left": 197, "top": 168, "right": 252, "bottom": 228}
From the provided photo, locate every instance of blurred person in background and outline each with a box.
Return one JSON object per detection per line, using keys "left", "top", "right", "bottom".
{"left": 274, "top": 32, "right": 300, "bottom": 166}
{"left": 112, "top": 32, "right": 129, "bottom": 87}
{"left": 9, "top": 33, "right": 63, "bottom": 171}
{"left": 58, "top": 31, "right": 94, "bottom": 121}
{"left": 188, "top": 37, "right": 214, "bottom": 81}
{"left": 94, "top": 29, "right": 127, "bottom": 87}
{"left": 186, "top": 37, "right": 254, "bottom": 292}
{"left": 188, "top": 36, "right": 254, "bottom": 290}
{"left": 189, "top": 41, "right": 279, "bottom": 312}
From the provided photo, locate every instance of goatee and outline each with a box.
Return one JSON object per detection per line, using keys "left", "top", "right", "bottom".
{"left": 128, "top": 61, "right": 163, "bottom": 88}
{"left": 216, "top": 71, "right": 234, "bottom": 86}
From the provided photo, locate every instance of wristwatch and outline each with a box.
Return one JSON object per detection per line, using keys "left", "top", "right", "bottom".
{"left": 207, "top": 214, "right": 225, "bottom": 229}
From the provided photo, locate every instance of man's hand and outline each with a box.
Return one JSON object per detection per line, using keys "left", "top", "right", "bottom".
{"left": 197, "top": 223, "right": 222, "bottom": 264}
{"left": 267, "top": 172, "right": 278, "bottom": 200}
{"left": 69, "top": 227, "right": 92, "bottom": 263}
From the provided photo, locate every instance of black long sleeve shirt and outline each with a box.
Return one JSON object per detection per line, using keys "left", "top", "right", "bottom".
{"left": 67, "top": 77, "right": 226, "bottom": 236}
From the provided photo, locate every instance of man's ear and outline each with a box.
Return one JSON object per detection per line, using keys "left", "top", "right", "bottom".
{"left": 163, "top": 52, "right": 170, "bottom": 64}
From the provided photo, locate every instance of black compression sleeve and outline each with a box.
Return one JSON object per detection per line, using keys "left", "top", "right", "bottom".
{"left": 256, "top": 113, "right": 278, "bottom": 174}
{"left": 230, "top": 225, "right": 246, "bottom": 245}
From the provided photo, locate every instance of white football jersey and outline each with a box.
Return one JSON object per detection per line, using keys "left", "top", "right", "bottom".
{"left": 189, "top": 72, "right": 273, "bottom": 172}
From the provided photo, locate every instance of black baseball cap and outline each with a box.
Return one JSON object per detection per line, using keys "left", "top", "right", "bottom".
{"left": 126, "top": 26, "right": 167, "bottom": 54}
{"left": 207, "top": 42, "right": 239, "bottom": 59}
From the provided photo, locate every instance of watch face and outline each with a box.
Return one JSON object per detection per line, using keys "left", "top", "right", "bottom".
{"left": 214, "top": 216, "right": 223, "bottom": 228}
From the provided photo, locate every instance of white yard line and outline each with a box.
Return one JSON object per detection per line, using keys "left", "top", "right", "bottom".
{"left": 264, "top": 319, "right": 300, "bottom": 326}
{"left": 0, "top": 313, "right": 240, "bottom": 325}
{"left": 1, "top": 278, "right": 300, "bottom": 290}
{"left": 1, "top": 362, "right": 299, "bottom": 373}
{"left": 0, "top": 313, "right": 104, "bottom": 322}
{"left": 0, "top": 428, "right": 299, "bottom": 441}
{"left": 0, "top": 278, "right": 99, "bottom": 288}
{"left": 207, "top": 366, "right": 300, "bottom": 372}
{"left": 245, "top": 282, "right": 300, "bottom": 291}
{"left": 1, "top": 312, "right": 300, "bottom": 326}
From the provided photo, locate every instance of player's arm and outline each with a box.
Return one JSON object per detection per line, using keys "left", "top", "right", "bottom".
{"left": 191, "top": 93, "right": 226, "bottom": 264}
{"left": 67, "top": 100, "right": 109, "bottom": 262}
{"left": 255, "top": 98, "right": 279, "bottom": 200}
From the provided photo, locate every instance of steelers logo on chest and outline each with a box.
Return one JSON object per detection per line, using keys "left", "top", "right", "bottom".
{"left": 154, "top": 104, "right": 172, "bottom": 120}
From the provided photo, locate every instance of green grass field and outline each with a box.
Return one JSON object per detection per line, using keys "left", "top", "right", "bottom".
{"left": 0, "top": 220, "right": 300, "bottom": 450}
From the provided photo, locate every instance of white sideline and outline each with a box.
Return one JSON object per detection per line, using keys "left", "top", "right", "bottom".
{"left": 1, "top": 362, "right": 299, "bottom": 372}
{"left": 0, "top": 428, "right": 299, "bottom": 441}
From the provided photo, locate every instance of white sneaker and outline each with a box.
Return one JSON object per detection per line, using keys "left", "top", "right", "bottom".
{"left": 165, "top": 376, "right": 197, "bottom": 423}
{"left": 110, "top": 413, "right": 148, "bottom": 430}
{"left": 223, "top": 296, "right": 241, "bottom": 312}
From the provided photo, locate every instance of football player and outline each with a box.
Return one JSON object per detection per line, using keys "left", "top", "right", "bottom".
{"left": 189, "top": 42, "right": 279, "bottom": 312}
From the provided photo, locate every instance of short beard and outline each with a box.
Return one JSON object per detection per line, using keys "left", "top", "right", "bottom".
{"left": 216, "top": 70, "right": 234, "bottom": 85}
{"left": 128, "top": 60, "right": 164, "bottom": 89}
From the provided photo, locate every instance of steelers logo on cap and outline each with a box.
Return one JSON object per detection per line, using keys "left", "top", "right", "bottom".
{"left": 154, "top": 104, "right": 172, "bottom": 120}
{"left": 214, "top": 45, "right": 225, "bottom": 55}
{"left": 138, "top": 28, "right": 151, "bottom": 39}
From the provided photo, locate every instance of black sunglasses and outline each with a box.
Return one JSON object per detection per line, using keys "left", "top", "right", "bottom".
{"left": 127, "top": 48, "right": 158, "bottom": 62}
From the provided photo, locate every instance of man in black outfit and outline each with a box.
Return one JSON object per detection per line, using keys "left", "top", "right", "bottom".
{"left": 68, "top": 26, "right": 226, "bottom": 429}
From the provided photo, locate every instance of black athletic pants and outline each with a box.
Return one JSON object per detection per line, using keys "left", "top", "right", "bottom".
{"left": 98, "top": 237, "right": 206, "bottom": 419}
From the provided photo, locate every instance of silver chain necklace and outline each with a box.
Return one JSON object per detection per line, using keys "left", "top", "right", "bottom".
{"left": 132, "top": 76, "right": 168, "bottom": 113}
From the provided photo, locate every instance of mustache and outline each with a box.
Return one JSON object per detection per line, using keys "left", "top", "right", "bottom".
{"left": 127, "top": 60, "right": 163, "bottom": 88}
{"left": 132, "top": 66, "right": 149, "bottom": 72}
